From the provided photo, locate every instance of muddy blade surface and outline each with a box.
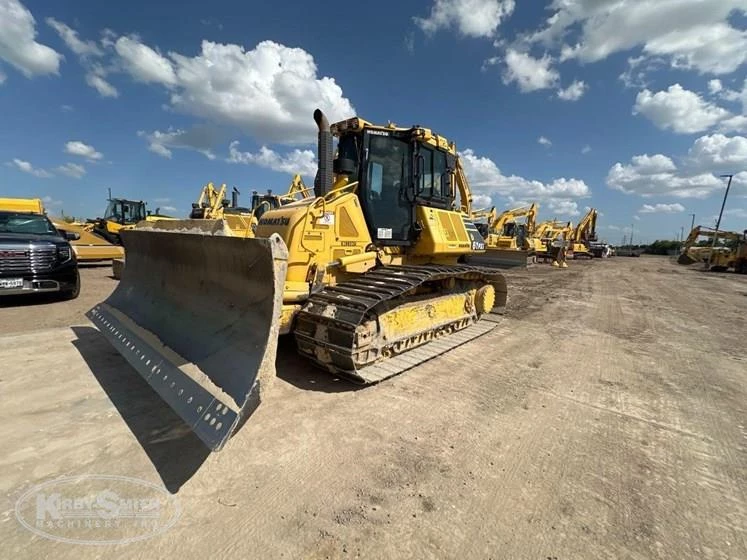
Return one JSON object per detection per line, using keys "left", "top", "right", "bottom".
{"left": 86, "top": 229, "right": 288, "bottom": 451}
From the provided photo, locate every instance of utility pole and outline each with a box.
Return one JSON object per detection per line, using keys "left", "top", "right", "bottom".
{"left": 707, "top": 174, "right": 733, "bottom": 270}
{"left": 689, "top": 213, "right": 695, "bottom": 232}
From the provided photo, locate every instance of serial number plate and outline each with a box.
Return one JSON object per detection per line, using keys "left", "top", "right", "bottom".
{"left": 0, "top": 278, "right": 23, "bottom": 289}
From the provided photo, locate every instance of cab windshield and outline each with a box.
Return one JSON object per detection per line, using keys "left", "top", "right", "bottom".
{"left": 104, "top": 200, "right": 146, "bottom": 223}
{"left": 0, "top": 212, "right": 58, "bottom": 235}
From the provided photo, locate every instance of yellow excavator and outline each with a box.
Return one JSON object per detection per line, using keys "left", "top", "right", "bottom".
{"left": 468, "top": 203, "right": 539, "bottom": 267}
{"left": 678, "top": 225, "right": 743, "bottom": 271}
{"left": 533, "top": 220, "right": 572, "bottom": 266}
{"left": 186, "top": 175, "right": 312, "bottom": 237}
{"left": 568, "top": 208, "right": 597, "bottom": 259}
{"left": 111, "top": 177, "right": 314, "bottom": 278}
{"left": 88, "top": 109, "right": 508, "bottom": 451}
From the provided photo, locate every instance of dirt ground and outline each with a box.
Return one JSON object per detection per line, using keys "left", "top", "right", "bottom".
{"left": 0, "top": 257, "right": 745, "bottom": 559}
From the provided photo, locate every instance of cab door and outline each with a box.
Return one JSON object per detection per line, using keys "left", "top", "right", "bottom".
{"left": 360, "top": 132, "right": 413, "bottom": 245}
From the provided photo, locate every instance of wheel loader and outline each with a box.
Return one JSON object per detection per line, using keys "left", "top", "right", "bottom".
{"left": 468, "top": 203, "right": 539, "bottom": 268}
{"left": 87, "top": 109, "right": 508, "bottom": 451}
{"left": 91, "top": 195, "right": 174, "bottom": 245}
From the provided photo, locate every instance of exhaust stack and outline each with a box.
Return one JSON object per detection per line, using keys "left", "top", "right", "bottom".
{"left": 313, "top": 109, "right": 333, "bottom": 197}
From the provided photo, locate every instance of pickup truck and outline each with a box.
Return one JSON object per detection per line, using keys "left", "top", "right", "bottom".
{"left": 0, "top": 210, "right": 81, "bottom": 299}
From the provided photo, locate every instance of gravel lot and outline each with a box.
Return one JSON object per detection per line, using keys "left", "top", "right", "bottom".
{"left": 1, "top": 257, "right": 745, "bottom": 559}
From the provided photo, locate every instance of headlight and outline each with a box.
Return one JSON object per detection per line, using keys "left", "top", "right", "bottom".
{"left": 58, "top": 245, "right": 72, "bottom": 262}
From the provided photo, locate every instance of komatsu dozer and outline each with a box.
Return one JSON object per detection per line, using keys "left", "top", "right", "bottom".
{"left": 87, "top": 110, "right": 507, "bottom": 451}
{"left": 468, "top": 203, "right": 538, "bottom": 268}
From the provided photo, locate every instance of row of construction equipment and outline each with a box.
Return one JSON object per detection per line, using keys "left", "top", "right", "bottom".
{"left": 7, "top": 109, "right": 615, "bottom": 453}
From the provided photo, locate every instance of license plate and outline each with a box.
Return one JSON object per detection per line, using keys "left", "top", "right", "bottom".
{"left": 0, "top": 278, "right": 23, "bottom": 289}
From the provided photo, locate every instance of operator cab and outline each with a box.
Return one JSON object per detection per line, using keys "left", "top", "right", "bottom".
{"left": 249, "top": 191, "right": 281, "bottom": 220}
{"left": 104, "top": 199, "right": 147, "bottom": 225}
{"left": 333, "top": 120, "right": 456, "bottom": 246}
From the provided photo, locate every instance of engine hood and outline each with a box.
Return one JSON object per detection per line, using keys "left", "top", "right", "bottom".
{"left": 0, "top": 232, "right": 64, "bottom": 245}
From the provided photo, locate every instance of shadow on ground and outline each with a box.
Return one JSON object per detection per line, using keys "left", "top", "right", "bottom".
{"left": 71, "top": 325, "right": 210, "bottom": 493}
{"left": 69, "top": 326, "right": 358, "bottom": 492}
{"left": 0, "top": 292, "right": 61, "bottom": 308}
{"left": 275, "top": 336, "right": 361, "bottom": 394}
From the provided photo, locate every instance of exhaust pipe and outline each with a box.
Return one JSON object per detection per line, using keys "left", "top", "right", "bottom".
{"left": 313, "top": 109, "right": 333, "bottom": 197}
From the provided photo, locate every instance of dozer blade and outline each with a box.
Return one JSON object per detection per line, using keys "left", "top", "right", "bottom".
{"left": 52, "top": 220, "right": 125, "bottom": 262}
{"left": 466, "top": 248, "right": 534, "bottom": 268}
{"left": 86, "top": 226, "right": 288, "bottom": 451}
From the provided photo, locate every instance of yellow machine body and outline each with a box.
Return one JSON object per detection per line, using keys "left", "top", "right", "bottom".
{"left": 89, "top": 110, "right": 507, "bottom": 451}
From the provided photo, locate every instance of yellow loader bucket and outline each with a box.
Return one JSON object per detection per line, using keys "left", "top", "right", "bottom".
{"left": 86, "top": 227, "right": 288, "bottom": 451}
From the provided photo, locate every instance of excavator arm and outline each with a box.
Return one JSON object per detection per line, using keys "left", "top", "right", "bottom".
{"left": 454, "top": 156, "right": 474, "bottom": 216}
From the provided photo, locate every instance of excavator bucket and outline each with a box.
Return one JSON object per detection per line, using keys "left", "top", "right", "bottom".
{"left": 467, "top": 249, "right": 535, "bottom": 268}
{"left": 86, "top": 225, "right": 288, "bottom": 451}
{"left": 677, "top": 252, "right": 698, "bottom": 265}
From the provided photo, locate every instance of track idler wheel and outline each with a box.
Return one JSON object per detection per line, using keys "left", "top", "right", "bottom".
{"left": 475, "top": 284, "right": 496, "bottom": 315}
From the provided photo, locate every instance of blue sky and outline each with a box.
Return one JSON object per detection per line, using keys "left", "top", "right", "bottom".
{"left": 1, "top": 0, "right": 746, "bottom": 243}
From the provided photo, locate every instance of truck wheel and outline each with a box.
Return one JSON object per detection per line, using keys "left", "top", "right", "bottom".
{"left": 61, "top": 270, "right": 81, "bottom": 300}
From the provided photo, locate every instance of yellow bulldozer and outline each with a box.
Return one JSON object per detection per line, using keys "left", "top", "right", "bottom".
{"left": 533, "top": 219, "right": 572, "bottom": 266}
{"left": 568, "top": 208, "right": 597, "bottom": 259}
{"left": 87, "top": 109, "right": 508, "bottom": 451}
{"left": 468, "top": 203, "right": 539, "bottom": 267}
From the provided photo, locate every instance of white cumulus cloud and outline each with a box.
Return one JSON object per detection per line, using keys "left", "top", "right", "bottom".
{"left": 85, "top": 70, "right": 118, "bottom": 97}
{"left": 414, "top": 0, "right": 516, "bottom": 38}
{"left": 633, "top": 84, "right": 733, "bottom": 134}
{"left": 557, "top": 80, "right": 587, "bottom": 101}
{"left": 46, "top": 17, "right": 102, "bottom": 58}
{"left": 502, "top": 49, "right": 558, "bottom": 92}
{"left": 459, "top": 148, "right": 590, "bottom": 216}
{"left": 8, "top": 158, "right": 52, "bottom": 178}
{"left": 115, "top": 35, "right": 176, "bottom": 86}
{"left": 607, "top": 134, "right": 747, "bottom": 199}
{"left": 228, "top": 142, "right": 317, "bottom": 177}
{"left": 56, "top": 162, "right": 86, "bottom": 178}
{"left": 65, "top": 140, "right": 103, "bottom": 160}
{"left": 0, "top": 0, "right": 62, "bottom": 78}
{"left": 138, "top": 127, "right": 218, "bottom": 160}
{"left": 532, "top": 0, "right": 747, "bottom": 75}
{"left": 538, "top": 136, "right": 551, "bottom": 147}
{"left": 638, "top": 203, "right": 685, "bottom": 214}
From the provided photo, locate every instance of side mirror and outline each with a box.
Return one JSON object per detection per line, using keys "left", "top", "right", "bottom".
{"left": 65, "top": 231, "right": 81, "bottom": 241}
